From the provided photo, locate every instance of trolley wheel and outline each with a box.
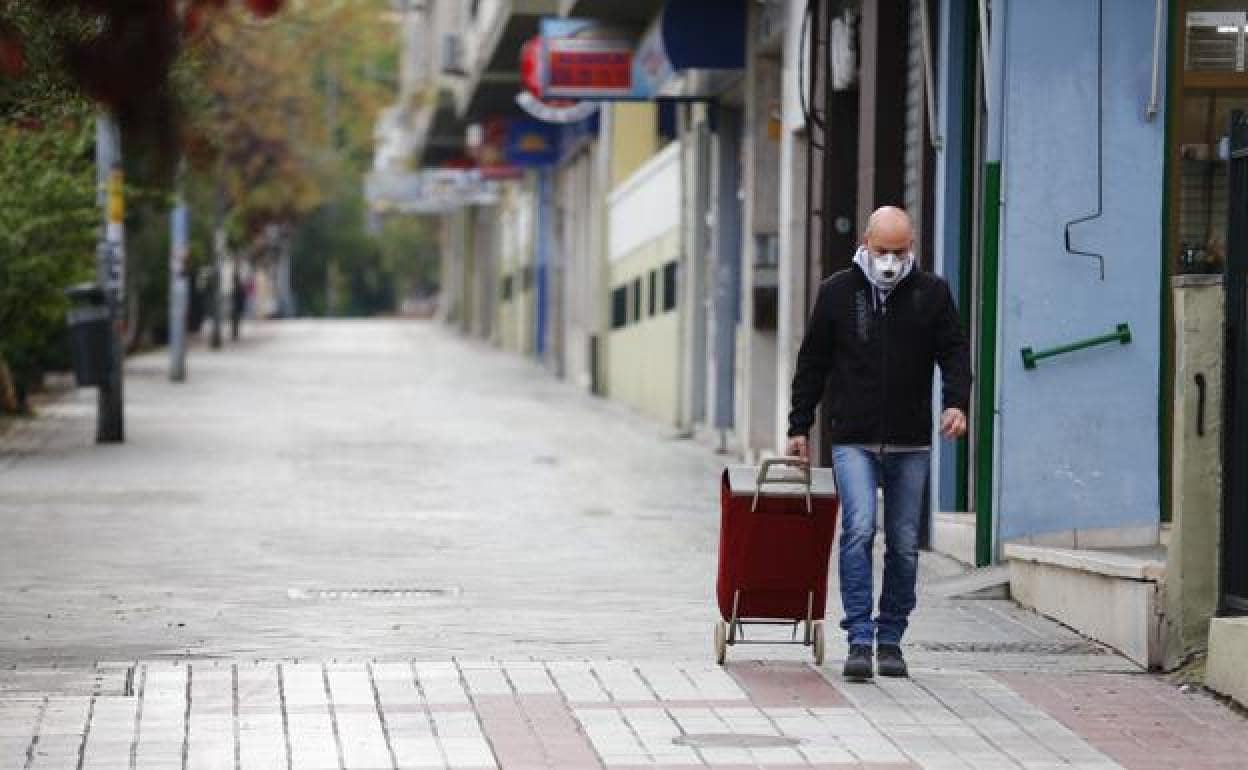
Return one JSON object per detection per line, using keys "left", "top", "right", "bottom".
{"left": 714, "top": 621, "right": 728, "bottom": 665}
{"left": 812, "top": 620, "right": 826, "bottom": 666}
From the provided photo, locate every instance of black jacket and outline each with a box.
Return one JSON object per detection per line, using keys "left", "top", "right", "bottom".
{"left": 788, "top": 264, "right": 972, "bottom": 445}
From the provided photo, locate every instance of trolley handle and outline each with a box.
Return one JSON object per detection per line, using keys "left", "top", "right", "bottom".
{"left": 752, "top": 457, "right": 813, "bottom": 514}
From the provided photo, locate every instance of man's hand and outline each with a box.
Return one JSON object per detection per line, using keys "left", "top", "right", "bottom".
{"left": 940, "top": 408, "right": 967, "bottom": 439}
{"left": 786, "top": 435, "right": 809, "bottom": 460}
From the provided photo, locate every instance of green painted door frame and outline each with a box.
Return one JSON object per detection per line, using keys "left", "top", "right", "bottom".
{"left": 973, "top": 0, "right": 1006, "bottom": 567}
{"left": 975, "top": 162, "right": 1001, "bottom": 567}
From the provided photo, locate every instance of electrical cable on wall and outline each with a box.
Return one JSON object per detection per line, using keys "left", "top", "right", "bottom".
{"left": 1063, "top": 0, "right": 1106, "bottom": 281}
{"left": 803, "top": 0, "right": 823, "bottom": 319}
{"left": 798, "top": 0, "right": 825, "bottom": 150}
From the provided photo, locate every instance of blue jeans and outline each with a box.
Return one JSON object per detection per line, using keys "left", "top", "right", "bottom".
{"left": 830, "top": 445, "right": 930, "bottom": 646}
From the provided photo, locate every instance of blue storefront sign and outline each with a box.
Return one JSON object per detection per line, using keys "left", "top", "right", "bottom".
{"left": 504, "top": 119, "right": 561, "bottom": 167}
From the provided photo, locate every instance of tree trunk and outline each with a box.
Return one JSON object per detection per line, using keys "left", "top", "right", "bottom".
{"left": 0, "top": 357, "right": 17, "bottom": 415}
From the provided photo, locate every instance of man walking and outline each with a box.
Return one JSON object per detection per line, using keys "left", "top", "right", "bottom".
{"left": 786, "top": 206, "right": 971, "bottom": 681}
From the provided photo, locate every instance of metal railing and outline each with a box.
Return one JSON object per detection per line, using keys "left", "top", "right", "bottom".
{"left": 1020, "top": 323, "right": 1131, "bottom": 370}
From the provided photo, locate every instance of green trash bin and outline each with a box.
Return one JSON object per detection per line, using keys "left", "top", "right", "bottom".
{"left": 65, "top": 283, "right": 112, "bottom": 387}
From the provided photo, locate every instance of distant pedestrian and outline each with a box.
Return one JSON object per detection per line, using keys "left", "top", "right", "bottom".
{"left": 231, "top": 269, "right": 247, "bottom": 341}
{"left": 786, "top": 205, "right": 971, "bottom": 681}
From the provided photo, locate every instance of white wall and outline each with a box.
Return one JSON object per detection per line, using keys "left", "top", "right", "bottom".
{"left": 607, "top": 142, "right": 682, "bottom": 262}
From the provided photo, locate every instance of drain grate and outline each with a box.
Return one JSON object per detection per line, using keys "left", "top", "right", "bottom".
{"left": 674, "top": 734, "right": 803, "bottom": 749}
{"left": 914, "top": 640, "right": 1108, "bottom": 655}
{"left": 286, "top": 587, "right": 460, "bottom": 601}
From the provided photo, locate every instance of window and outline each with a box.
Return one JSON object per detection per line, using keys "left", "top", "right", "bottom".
{"left": 1172, "top": 6, "right": 1248, "bottom": 274}
{"left": 501, "top": 274, "right": 514, "bottom": 301}
{"left": 631, "top": 277, "right": 641, "bottom": 322}
{"left": 611, "top": 286, "right": 628, "bottom": 329}
{"left": 1176, "top": 91, "right": 1237, "bottom": 274}
{"left": 648, "top": 269, "right": 658, "bottom": 317}
{"left": 754, "top": 234, "right": 779, "bottom": 268}
{"left": 662, "top": 261, "right": 678, "bottom": 312}
{"left": 1186, "top": 11, "right": 1247, "bottom": 72}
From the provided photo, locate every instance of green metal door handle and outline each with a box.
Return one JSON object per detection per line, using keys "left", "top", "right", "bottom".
{"left": 1020, "top": 323, "right": 1131, "bottom": 370}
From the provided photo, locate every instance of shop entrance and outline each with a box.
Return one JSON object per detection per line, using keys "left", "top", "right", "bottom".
{"left": 1224, "top": 109, "right": 1248, "bottom": 612}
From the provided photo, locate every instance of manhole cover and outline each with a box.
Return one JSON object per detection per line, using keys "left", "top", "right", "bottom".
{"left": 287, "top": 587, "right": 460, "bottom": 601}
{"left": 673, "top": 734, "right": 803, "bottom": 749}
{"left": 914, "top": 640, "right": 1107, "bottom": 655}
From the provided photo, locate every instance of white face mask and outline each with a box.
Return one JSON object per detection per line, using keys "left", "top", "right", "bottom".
{"left": 869, "top": 251, "right": 911, "bottom": 289}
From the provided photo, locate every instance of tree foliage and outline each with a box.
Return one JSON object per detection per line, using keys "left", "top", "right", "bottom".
{"left": 378, "top": 214, "right": 439, "bottom": 302}
{"left": 0, "top": 0, "right": 431, "bottom": 403}
{"left": 186, "top": 1, "right": 396, "bottom": 236}
{"left": 0, "top": 101, "right": 98, "bottom": 410}
{"left": 0, "top": 1, "right": 291, "bottom": 179}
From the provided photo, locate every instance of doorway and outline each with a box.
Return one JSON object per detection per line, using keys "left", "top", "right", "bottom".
{"left": 1224, "top": 108, "right": 1248, "bottom": 612}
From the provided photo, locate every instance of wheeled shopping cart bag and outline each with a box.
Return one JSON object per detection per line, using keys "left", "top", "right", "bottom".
{"left": 715, "top": 458, "right": 839, "bottom": 664}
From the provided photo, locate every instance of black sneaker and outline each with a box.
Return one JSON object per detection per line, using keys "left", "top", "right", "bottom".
{"left": 876, "top": 644, "right": 908, "bottom": 677}
{"left": 842, "top": 644, "right": 873, "bottom": 681}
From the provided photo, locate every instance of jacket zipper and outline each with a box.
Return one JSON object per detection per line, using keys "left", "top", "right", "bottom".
{"left": 879, "top": 289, "right": 889, "bottom": 448}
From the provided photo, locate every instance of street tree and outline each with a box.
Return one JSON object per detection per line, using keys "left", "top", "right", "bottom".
{"left": 0, "top": 102, "right": 97, "bottom": 412}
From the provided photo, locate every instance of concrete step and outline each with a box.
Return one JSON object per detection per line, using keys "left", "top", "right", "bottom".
{"left": 1208, "top": 617, "right": 1248, "bottom": 708}
{"left": 1005, "top": 543, "right": 1167, "bottom": 669}
{"left": 931, "top": 511, "right": 976, "bottom": 566}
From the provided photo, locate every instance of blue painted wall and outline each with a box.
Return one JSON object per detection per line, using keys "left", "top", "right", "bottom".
{"left": 995, "top": 0, "right": 1165, "bottom": 541}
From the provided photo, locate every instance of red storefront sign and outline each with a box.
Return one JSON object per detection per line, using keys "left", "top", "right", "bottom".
{"left": 547, "top": 49, "right": 632, "bottom": 92}
{"left": 539, "top": 18, "right": 638, "bottom": 99}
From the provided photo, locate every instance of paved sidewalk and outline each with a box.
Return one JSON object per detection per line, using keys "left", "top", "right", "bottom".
{"left": 3, "top": 660, "right": 1245, "bottom": 770}
{"left": 0, "top": 320, "right": 1245, "bottom": 769}
{"left": 0, "top": 320, "right": 1129, "bottom": 669}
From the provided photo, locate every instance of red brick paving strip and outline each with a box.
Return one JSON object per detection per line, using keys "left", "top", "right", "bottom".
{"left": 606, "top": 758, "right": 913, "bottom": 763}
{"left": 473, "top": 694, "right": 603, "bottom": 769}
{"left": 997, "top": 672, "right": 1248, "bottom": 770}
{"left": 724, "top": 662, "right": 848, "bottom": 707}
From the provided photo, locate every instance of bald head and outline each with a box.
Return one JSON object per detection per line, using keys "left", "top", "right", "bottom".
{"left": 864, "top": 206, "right": 913, "bottom": 256}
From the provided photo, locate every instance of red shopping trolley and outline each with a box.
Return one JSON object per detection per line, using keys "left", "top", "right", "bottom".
{"left": 715, "top": 458, "right": 839, "bottom": 664}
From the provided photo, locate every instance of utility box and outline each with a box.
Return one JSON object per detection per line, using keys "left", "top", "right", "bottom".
{"left": 65, "top": 283, "right": 112, "bottom": 388}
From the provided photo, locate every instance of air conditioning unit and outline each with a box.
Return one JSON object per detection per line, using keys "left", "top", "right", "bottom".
{"left": 441, "top": 33, "right": 467, "bottom": 77}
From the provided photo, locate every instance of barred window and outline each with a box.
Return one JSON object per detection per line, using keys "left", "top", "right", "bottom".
{"left": 648, "top": 269, "right": 658, "bottom": 317}
{"left": 610, "top": 286, "right": 628, "bottom": 329}
{"left": 662, "top": 261, "right": 678, "bottom": 312}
